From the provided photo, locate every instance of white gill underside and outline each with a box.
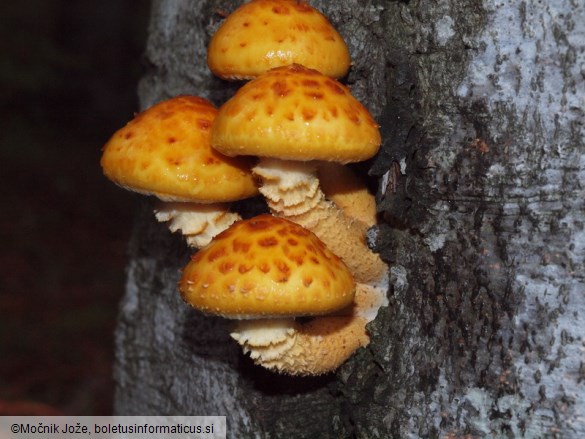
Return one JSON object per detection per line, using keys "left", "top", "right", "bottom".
{"left": 230, "top": 281, "right": 388, "bottom": 372}
{"left": 154, "top": 202, "right": 240, "bottom": 249}
{"left": 252, "top": 158, "right": 323, "bottom": 216}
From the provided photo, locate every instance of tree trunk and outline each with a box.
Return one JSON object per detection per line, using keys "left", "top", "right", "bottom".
{"left": 113, "top": 0, "right": 585, "bottom": 437}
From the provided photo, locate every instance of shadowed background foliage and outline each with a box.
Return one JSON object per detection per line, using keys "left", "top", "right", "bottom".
{"left": 0, "top": 0, "right": 149, "bottom": 414}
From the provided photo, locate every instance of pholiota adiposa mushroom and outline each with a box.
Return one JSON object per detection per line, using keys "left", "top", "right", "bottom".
{"left": 211, "top": 64, "right": 387, "bottom": 286}
{"left": 179, "top": 214, "right": 380, "bottom": 375}
{"left": 207, "top": 0, "right": 351, "bottom": 80}
{"left": 100, "top": 95, "right": 258, "bottom": 248}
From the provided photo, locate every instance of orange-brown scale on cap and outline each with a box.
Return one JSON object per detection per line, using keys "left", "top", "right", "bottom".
{"left": 101, "top": 95, "right": 258, "bottom": 203}
{"left": 207, "top": 0, "right": 351, "bottom": 80}
{"left": 212, "top": 65, "right": 381, "bottom": 164}
{"left": 179, "top": 215, "right": 355, "bottom": 318}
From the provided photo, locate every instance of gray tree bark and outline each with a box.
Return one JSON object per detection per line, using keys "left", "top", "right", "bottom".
{"left": 113, "top": 0, "right": 585, "bottom": 437}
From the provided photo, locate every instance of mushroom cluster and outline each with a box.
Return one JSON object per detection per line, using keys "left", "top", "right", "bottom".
{"left": 101, "top": 0, "right": 389, "bottom": 376}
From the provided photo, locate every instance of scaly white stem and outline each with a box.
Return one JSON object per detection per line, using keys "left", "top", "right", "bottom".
{"left": 253, "top": 158, "right": 387, "bottom": 285}
{"left": 230, "top": 283, "right": 385, "bottom": 376}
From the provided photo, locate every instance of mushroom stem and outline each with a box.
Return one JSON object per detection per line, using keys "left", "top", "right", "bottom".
{"left": 253, "top": 158, "right": 387, "bottom": 285}
{"left": 154, "top": 202, "right": 240, "bottom": 248}
{"left": 231, "top": 283, "right": 384, "bottom": 376}
{"left": 316, "top": 162, "right": 378, "bottom": 229}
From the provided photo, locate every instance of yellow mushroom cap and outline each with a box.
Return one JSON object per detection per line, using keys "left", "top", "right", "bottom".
{"left": 211, "top": 65, "right": 381, "bottom": 164}
{"left": 179, "top": 214, "right": 355, "bottom": 318}
{"left": 207, "top": 0, "right": 351, "bottom": 80}
{"left": 100, "top": 95, "right": 258, "bottom": 202}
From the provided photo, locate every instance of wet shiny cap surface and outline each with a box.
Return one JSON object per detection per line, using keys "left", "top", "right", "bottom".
{"left": 207, "top": 0, "right": 351, "bottom": 79}
{"left": 101, "top": 96, "right": 258, "bottom": 202}
{"left": 179, "top": 214, "right": 355, "bottom": 318}
{"left": 212, "top": 65, "right": 381, "bottom": 164}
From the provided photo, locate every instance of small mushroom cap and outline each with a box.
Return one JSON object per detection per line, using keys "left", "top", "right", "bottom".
{"left": 211, "top": 64, "right": 381, "bottom": 164}
{"left": 179, "top": 214, "right": 355, "bottom": 318}
{"left": 207, "top": 0, "right": 351, "bottom": 80}
{"left": 101, "top": 96, "right": 258, "bottom": 202}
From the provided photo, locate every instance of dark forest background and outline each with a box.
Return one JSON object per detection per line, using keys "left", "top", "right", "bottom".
{"left": 0, "top": 0, "right": 150, "bottom": 414}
